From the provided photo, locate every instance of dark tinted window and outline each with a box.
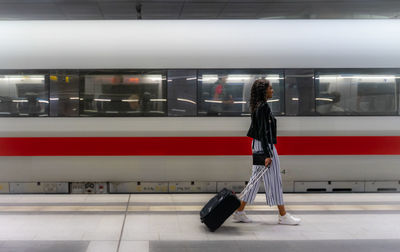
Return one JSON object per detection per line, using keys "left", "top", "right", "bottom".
{"left": 0, "top": 73, "right": 48, "bottom": 117}
{"left": 285, "top": 69, "right": 316, "bottom": 116}
{"left": 197, "top": 70, "right": 284, "bottom": 116}
{"left": 315, "top": 70, "right": 398, "bottom": 115}
{"left": 80, "top": 71, "right": 167, "bottom": 117}
{"left": 167, "top": 70, "right": 197, "bottom": 116}
{"left": 50, "top": 71, "right": 79, "bottom": 116}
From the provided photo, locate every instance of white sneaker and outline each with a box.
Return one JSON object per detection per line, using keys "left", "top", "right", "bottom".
{"left": 278, "top": 213, "right": 301, "bottom": 225}
{"left": 233, "top": 211, "right": 252, "bottom": 223}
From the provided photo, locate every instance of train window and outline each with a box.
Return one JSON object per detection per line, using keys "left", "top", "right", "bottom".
{"left": 49, "top": 71, "right": 79, "bottom": 117}
{"left": 167, "top": 70, "right": 197, "bottom": 116}
{"left": 197, "top": 70, "right": 284, "bottom": 116}
{"left": 315, "top": 70, "right": 399, "bottom": 116}
{"left": 285, "top": 69, "right": 316, "bottom": 116}
{"left": 79, "top": 71, "right": 167, "bottom": 117}
{"left": 0, "top": 73, "right": 48, "bottom": 117}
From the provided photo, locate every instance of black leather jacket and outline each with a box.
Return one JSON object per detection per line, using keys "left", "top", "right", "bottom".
{"left": 246, "top": 102, "right": 277, "bottom": 158}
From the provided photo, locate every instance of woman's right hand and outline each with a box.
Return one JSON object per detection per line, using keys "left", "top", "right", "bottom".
{"left": 265, "top": 157, "right": 272, "bottom": 167}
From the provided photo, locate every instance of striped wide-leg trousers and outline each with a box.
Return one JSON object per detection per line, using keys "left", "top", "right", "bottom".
{"left": 242, "top": 139, "right": 285, "bottom": 206}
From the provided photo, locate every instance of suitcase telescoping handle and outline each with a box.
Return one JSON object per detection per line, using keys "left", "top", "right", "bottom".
{"left": 238, "top": 164, "right": 270, "bottom": 200}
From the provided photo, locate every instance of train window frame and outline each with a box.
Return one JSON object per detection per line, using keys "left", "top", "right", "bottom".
{"left": 0, "top": 69, "right": 50, "bottom": 117}
{"left": 314, "top": 69, "right": 399, "bottom": 117}
{"left": 78, "top": 69, "right": 168, "bottom": 117}
{"left": 196, "top": 69, "right": 285, "bottom": 117}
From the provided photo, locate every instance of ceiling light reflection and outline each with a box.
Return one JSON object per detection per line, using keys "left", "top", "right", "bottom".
{"left": 177, "top": 98, "right": 196, "bottom": 104}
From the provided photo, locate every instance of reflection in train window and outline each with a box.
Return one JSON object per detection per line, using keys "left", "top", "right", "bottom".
{"left": 167, "top": 70, "right": 197, "bottom": 116}
{"left": 197, "top": 70, "right": 284, "bottom": 116}
{"left": 285, "top": 69, "right": 316, "bottom": 116}
{"left": 50, "top": 71, "right": 79, "bottom": 117}
{"left": 80, "top": 72, "right": 167, "bottom": 116}
{"left": 0, "top": 75, "right": 48, "bottom": 117}
{"left": 315, "top": 71, "right": 399, "bottom": 115}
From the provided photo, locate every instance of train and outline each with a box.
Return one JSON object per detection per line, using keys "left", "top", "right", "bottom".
{"left": 0, "top": 20, "right": 399, "bottom": 193}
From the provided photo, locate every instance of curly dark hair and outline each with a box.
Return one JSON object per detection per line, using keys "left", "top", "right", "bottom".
{"left": 250, "top": 79, "right": 270, "bottom": 113}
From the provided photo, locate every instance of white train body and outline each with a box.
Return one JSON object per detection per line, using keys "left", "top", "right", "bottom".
{"left": 0, "top": 20, "right": 399, "bottom": 193}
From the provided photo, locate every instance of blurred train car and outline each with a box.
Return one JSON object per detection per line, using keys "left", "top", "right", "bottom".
{"left": 0, "top": 20, "right": 400, "bottom": 193}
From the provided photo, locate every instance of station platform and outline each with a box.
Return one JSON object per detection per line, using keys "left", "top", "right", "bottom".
{"left": 0, "top": 193, "right": 400, "bottom": 252}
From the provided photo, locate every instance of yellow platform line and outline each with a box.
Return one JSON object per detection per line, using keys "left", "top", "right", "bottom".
{"left": 250, "top": 205, "right": 400, "bottom": 211}
{"left": 0, "top": 205, "right": 126, "bottom": 212}
{"left": 0, "top": 205, "right": 399, "bottom": 212}
{"left": 126, "top": 204, "right": 400, "bottom": 212}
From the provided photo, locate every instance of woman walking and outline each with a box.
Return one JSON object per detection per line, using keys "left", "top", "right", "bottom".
{"left": 233, "top": 79, "right": 301, "bottom": 225}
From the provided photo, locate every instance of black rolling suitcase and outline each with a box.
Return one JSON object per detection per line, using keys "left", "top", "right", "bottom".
{"left": 200, "top": 165, "right": 269, "bottom": 232}
{"left": 200, "top": 188, "right": 240, "bottom": 232}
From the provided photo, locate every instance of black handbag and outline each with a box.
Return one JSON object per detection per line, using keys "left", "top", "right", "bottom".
{"left": 252, "top": 153, "right": 270, "bottom": 165}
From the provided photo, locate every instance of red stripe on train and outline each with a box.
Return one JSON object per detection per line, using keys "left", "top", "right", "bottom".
{"left": 0, "top": 136, "right": 400, "bottom": 156}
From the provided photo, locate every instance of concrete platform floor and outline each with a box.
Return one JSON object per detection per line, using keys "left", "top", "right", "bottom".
{"left": 0, "top": 193, "right": 399, "bottom": 252}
